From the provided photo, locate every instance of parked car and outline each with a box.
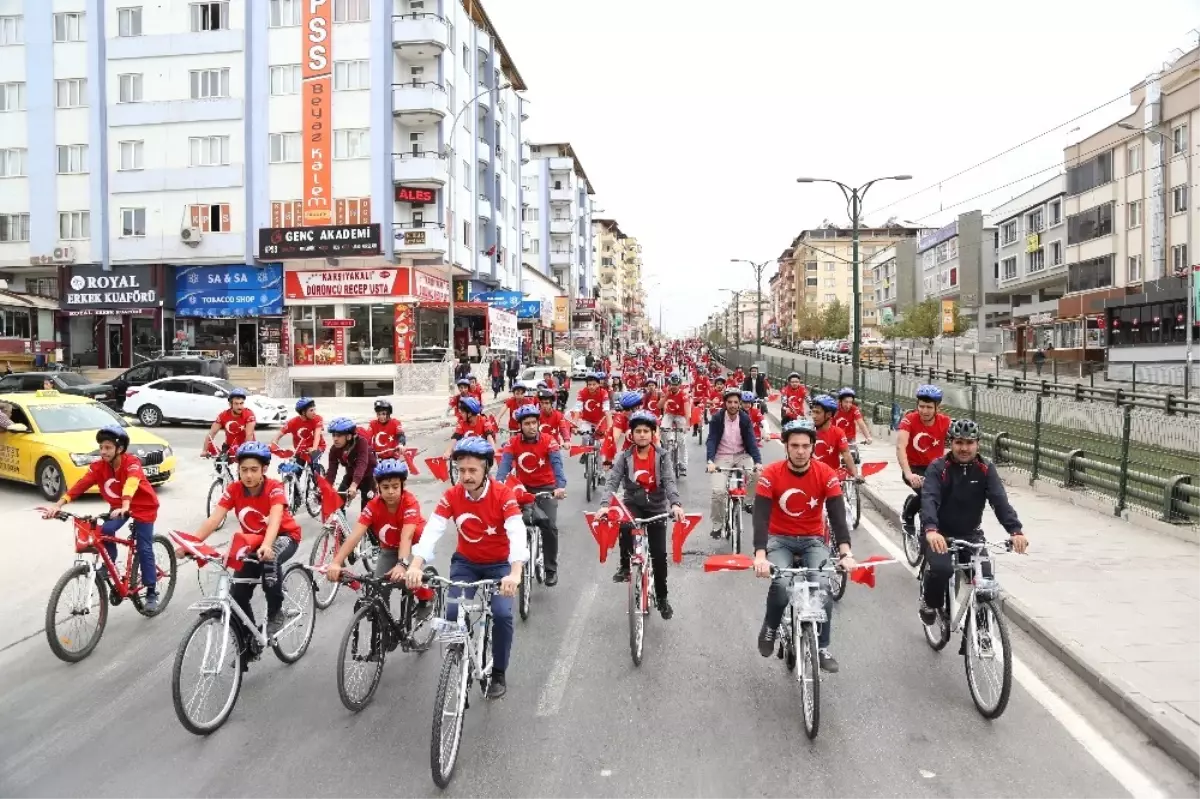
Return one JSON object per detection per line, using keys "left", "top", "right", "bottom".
{"left": 571, "top": 355, "right": 590, "bottom": 379}
{"left": 122, "top": 376, "right": 288, "bottom": 427}
{"left": 0, "top": 371, "right": 117, "bottom": 406}
{"left": 799, "top": 340, "right": 817, "bottom": 352}
{"left": 108, "top": 356, "right": 229, "bottom": 404}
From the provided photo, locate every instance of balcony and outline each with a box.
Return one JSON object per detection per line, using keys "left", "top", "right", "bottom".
{"left": 548, "top": 188, "right": 572, "bottom": 203}
{"left": 476, "top": 84, "right": 491, "bottom": 110}
{"left": 392, "top": 151, "right": 448, "bottom": 185}
{"left": 392, "top": 13, "right": 448, "bottom": 50}
{"left": 477, "top": 252, "right": 496, "bottom": 276}
{"left": 549, "top": 218, "right": 573, "bottom": 235}
{"left": 549, "top": 249, "right": 571, "bottom": 266}
{"left": 521, "top": 142, "right": 530, "bottom": 164}
{"left": 549, "top": 157, "right": 573, "bottom": 171}
{"left": 476, "top": 137, "right": 491, "bottom": 163}
{"left": 393, "top": 222, "right": 448, "bottom": 255}
{"left": 392, "top": 82, "right": 449, "bottom": 120}
{"left": 477, "top": 193, "right": 493, "bottom": 219}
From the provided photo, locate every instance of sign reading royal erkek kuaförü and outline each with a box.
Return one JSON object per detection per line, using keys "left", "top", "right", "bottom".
{"left": 303, "top": 0, "right": 332, "bottom": 226}
{"left": 64, "top": 265, "right": 158, "bottom": 311}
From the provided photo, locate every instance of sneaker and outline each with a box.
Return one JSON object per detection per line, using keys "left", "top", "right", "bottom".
{"left": 918, "top": 600, "right": 937, "bottom": 626}
{"left": 612, "top": 566, "right": 630, "bottom": 583}
{"left": 710, "top": 527, "right": 722, "bottom": 540}
{"left": 544, "top": 570, "right": 558, "bottom": 587}
{"left": 658, "top": 597, "right": 673, "bottom": 620}
{"left": 818, "top": 649, "right": 839, "bottom": 673}
{"left": 266, "top": 607, "right": 301, "bottom": 638}
{"left": 757, "top": 623, "right": 778, "bottom": 657}
{"left": 143, "top": 590, "right": 159, "bottom": 613}
{"left": 487, "top": 670, "right": 507, "bottom": 699}
{"left": 743, "top": 502, "right": 754, "bottom": 514}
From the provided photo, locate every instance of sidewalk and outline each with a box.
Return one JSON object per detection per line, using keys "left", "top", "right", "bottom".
{"left": 852, "top": 431, "right": 1200, "bottom": 774}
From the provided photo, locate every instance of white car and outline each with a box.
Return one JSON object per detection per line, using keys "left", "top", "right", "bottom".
{"left": 122, "top": 376, "right": 289, "bottom": 428}
{"left": 571, "top": 355, "right": 591, "bottom": 379}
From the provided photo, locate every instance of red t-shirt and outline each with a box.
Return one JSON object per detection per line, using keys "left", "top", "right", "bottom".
{"left": 505, "top": 432, "right": 560, "bottom": 487}
{"left": 367, "top": 417, "right": 405, "bottom": 458}
{"left": 813, "top": 424, "right": 850, "bottom": 470}
{"left": 68, "top": 453, "right": 160, "bottom": 523}
{"left": 624, "top": 374, "right": 641, "bottom": 391}
{"left": 449, "top": 391, "right": 474, "bottom": 422}
{"left": 454, "top": 414, "right": 497, "bottom": 439}
{"left": 898, "top": 411, "right": 951, "bottom": 468}
{"left": 504, "top": 395, "right": 535, "bottom": 430}
{"left": 631, "top": 447, "right": 658, "bottom": 493}
{"left": 577, "top": 387, "right": 610, "bottom": 425}
{"left": 218, "top": 478, "right": 302, "bottom": 541}
{"left": 612, "top": 410, "right": 630, "bottom": 433}
{"left": 747, "top": 406, "right": 764, "bottom": 438}
{"left": 543, "top": 376, "right": 557, "bottom": 390}
{"left": 781, "top": 386, "right": 807, "bottom": 418}
{"left": 469, "top": 384, "right": 483, "bottom": 401}
{"left": 359, "top": 492, "right": 425, "bottom": 549}
{"left": 282, "top": 414, "right": 324, "bottom": 453}
{"left": 642, "top": 388, "right": 661, "bottom": 407}
{"left": 833, "top": 404, "right": 863, "bottom": 442}
{"left": 756, "top": 459, "right": 843, "bottom": 537}
{"left": 216, "top": 408, "right": 256, "bottom": 450}
{"left": 660, "top": 388, "right": 689, "bottom": 418}
{"left": 432, "top": 478, "right": 523, "bottom": 563}
{"left": 538, "top": 408, "right": 569, "bottom": 442}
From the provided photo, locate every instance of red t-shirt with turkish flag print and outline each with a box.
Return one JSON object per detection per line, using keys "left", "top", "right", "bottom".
{"left": 504, "top": 395, "right": 536, "bottom": 430}
{"left": 359, "top": 492, "right": 425, "bottom": 549}
{"left": 631, "top": 447, "right": 657, "bottom": 493}
{"left": 454, "top": 414, "right": 496, "bottom": 439}
{"left": 282, "top": 414, "right": 324, "bottom": 454}
{"left": 538, "top": 408, "right": 569, "bottom": 443}
{"left": 898, "top": 410, "right": 951, "bottom": 468}
{"left": 577, "top": 387, "right": 609, "bottom": 425}
{"left": 367, "top": 418, "right": 405, "bottom": 458}
{"left": 218, "top": 478, "right": 302, "bottom": 541}
{"left": 216, "top": 408, "right": 256, "bottom": 450}
{"left": 833, "top": 404, "right": 863, "bottom": 442}
{"left": 432, "top": 478, "right": 523, "bottom": 564}
{"left": 505, "top": 432, "right": 560, "bottom": 487}
{"left": 813, "top": 424, "right": 850, "bottom": 470}
{"left": 756, "top": 459, "right": 842, "bottom": 537}
{"left": 660, "top": 388, "right": 689, "bottom": 418}
{"left": 781, "top": 386, "right": 808, "bottom": 418}
{"left": 67, "top": 453, "right": 160, "bottom": 523}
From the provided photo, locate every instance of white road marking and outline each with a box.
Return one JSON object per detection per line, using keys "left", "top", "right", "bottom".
{"left": 536, "top": 582, "right": 598, "bottom": 717}
{"left": 857, "top": 513, "right": 1166, "bottom": 799}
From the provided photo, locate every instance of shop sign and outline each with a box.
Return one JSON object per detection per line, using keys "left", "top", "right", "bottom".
{"left": 257, "top": 224, "right": 381, "bottom": 260}
{"left": 263, "top": 343, "right": 280, "bottom": 366}
{"left": 401, "top": 230, "right": 426, "bottom": 246}
{"left": 414, "top": 271, "right": 451, "bottom": 303}
{"left": 176, "top": 264, "right": 283, "bottom": 318}
{"left": 552, "top": 297, "right": 569, "bottom": 332}
{"left": 575, "top": 298, "right": 597, "bottom": 311}
{"left": 321, "top": 318, "right": 355, "bottom": 328}
{"left": 394, "top": 303, "right": 415, "bottom": 363}
{"left": 28, "top": 246, "right": 76, "bottom": 266}
{"left": 487, "top": 307, "right": 519, "bottom": 352}
{"left": 1028, "top": 311, "right": 1054, "bottom": 325}
{"left": 515, "top": 300, "right": 542, "bottom": 319}
{"left": 284, "top": 267, "right": 409, "bottom": 299}
{"left": 302, "top": 0, "right": 333, "bottom": 225}
{"left": 940, "top": 299, "right": 955, "bottom": 334}
{"left": 452, "top": 278, "right": 488, "bottom": 303}
{"left": 1025, "top": 233, "right": 1040, "bottom": 253}
{"left": 540, "top": 299, "right": 555, "bottom": 327}
{"left": 395, "top": 186, "right": 436, "bottom": 204}
{"left": 521, "top": 328, "right": 534, "bottom": 349}
{"left": 65, "top": 265, "right": 157, "bottom": 310}
{"left": 473, "top": 290, "right": 522, "bottom": 311}
{"left": 918, "top": 221, "right": 958, "bottom": 253}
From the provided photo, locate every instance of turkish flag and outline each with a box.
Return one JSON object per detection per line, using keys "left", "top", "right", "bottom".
{"left": 689, "top": 406, "right": 702, "bottom": 426}
{"left": 671, "top": 513, "right": 703, "bottom": 563}
{"left": 849, "top": 554, "right": 894, "bottom": 588}
{"left": 225, "top": 531, "right": 266, "bottom": 571}
{"left": 860, "top": 461, "right": 887, "bottom": 478}
{"left": 504, "top": 473, "right": 535, "bottom": 505}
{"left": 316, "top": 474, "right": 342, "bottom": 521}
{"left": 600, "top": 433, "right": 617, "bottom": 462}
{"left": 425, "top": 456, "right": 450, "bottom": 483}
{"left": 767, "top": 392, "right": 781, "bottom": 403}
{"left": 703, "top": 553, "right": 755, "bottom": 573}
{"left": 202, "top": 438, "right": 220, "bottom": 457}
{"left": 585, "top": 497, "right": 631, "bottom": 562}
{"left": 270, "top": 444, "right": 295, "bottom": 459}
{"left": 568, "top": 444, "right": 594, "bottom": 457}
{"left": 402, "top": 447, "right": 421, "bottom": 475}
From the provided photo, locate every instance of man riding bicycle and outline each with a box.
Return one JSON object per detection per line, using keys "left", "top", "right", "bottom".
{"left": 706, "top": 387, "right": 762, "bottom": 539}
{"left": 896, "top": 385, "right": 951, "bottom": 536}
{"left": 833, "top": 387, "right": 872, "bottom": 447}
{"left": 326, "top": 416, "right": 378, "bottom": 513}
{"left": 534, "top": 388, "right": 570, "bottom": 444}
{"left": 496, "top": 405, "right": 567, "bottom": 586}
{"left": 752, "top": 419, "right": 856, "bottom": 673}
{"left": 202, "top": 387, "right": 256, "bottom": 456}
{"left": 658, "top": 374, "right": 691, "bottom": 476}
{"left": 780, "top": 372, "right": 808, "bottom": 425}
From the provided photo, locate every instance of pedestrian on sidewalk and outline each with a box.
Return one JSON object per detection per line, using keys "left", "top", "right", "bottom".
{"left": 506, "top": 354, "right": 520, "bottom": 390}
{"left": 454, "top": 357, "right": 471, "bottom": 382}
{"left": 1033, "top": 347, "right": 1046, "bottom": 376}
{"left": 489, "top": 357, "right": 505, "bottom": 398}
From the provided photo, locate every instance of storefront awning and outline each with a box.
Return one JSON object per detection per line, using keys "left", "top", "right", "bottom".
{"left": 420, "top": 301, "right": 490, "bottom": 316}
{"left": 0, "top": 290, "right": 59, "bottom": 311}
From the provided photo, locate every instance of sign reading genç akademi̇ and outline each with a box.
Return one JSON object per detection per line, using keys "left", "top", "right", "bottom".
{"left": 257, "top": 224, "right": 381, "bottom": 260}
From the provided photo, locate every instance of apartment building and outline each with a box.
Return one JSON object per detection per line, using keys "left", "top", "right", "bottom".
{"left": 594, "top": 217, "right": 623, "bottom": 314}
{"left": 621, "top": 234, "right": 645, "bottom": 345}
{"left": 522, "top": 142, "right": 595, "bottom": 298}
{"left": 916, "top": 210, "right": 1007, "bottom": 346}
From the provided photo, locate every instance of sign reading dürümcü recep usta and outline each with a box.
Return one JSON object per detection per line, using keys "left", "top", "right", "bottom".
{"left": 65, "top": 265, "right": 158, "bottom": 309}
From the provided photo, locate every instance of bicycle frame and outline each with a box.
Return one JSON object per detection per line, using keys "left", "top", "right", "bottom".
{"left": 70, "top": 515, "right": 140, "bottom": 600}
{"left": 432, "top": 579, "right": 498, "bottom": 683}
{"left": 944, "top": 542, "right": 1000, "bottom": 646}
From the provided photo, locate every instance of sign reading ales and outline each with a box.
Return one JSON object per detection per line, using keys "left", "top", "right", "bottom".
{"left": 258, "top": 223, "right": 381, "bottom": 259}
{"left": 302, "top": 0, "right": 332, "bottom": 225}
{"left": 395, "top": 186, "right": 436, "bottom": 203}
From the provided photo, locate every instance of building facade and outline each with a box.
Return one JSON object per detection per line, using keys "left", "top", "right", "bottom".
{"left": 521, "top": 142, "right": 594, "bottom": 296}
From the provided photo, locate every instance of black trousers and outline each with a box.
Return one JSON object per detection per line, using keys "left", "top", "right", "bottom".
{"left": 901, "top": 465, "right": 928, "bottom": 525}
{"left": 618, "top": 504, "right": 668, "bottom": 599}
{"left": 338, "top": 473, "right": 377, "bottom": 514}
{"left": 231, "top": 536, "right": 299, "bottom": 625}
{"left": 525, "top": 483, "right": 559, "bottom": 571}
{"left": 920, "top": 530, "right": 993, "bottom": 610}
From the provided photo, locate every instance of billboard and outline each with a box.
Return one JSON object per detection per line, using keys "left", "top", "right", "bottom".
{"left": 941, "top": 298, "right": 956, "bottom": 334}
{"left": 302, "top": 0, "right": 332, "bottom": 225}
{"left": 176, "top": 264, "right": 283, "bottom": 317}
{"left": 258, "top": 224, "right": 381, "bottom": 260}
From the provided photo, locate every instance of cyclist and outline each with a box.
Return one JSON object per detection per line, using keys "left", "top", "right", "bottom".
{"left": 691, "top": 369, "right": 712, "bottom": 436}
{"left": 502, "top": 382, "right": 534, "bottom": 432}
{"left": 270, "top": 398, "right": 325, "bottom": 473}
{"left": 449, "top": 378, "right": 474, "bottom": 423}
{"left": 574, "top": 372, "right": 612, "bottom": 439}
{"left": 742, "top": 390, "right": 765, "bottom": 441}
{"left": 44, "top": 425, "right": 161, "bottom": 612}
{"left": 600, "top": 411, "right": 686, "bottom": 619}
{"left": 187, "top": 441, "right": 303, "bottom": 637}
{"left": 918, "top": 419, "right": 1028, "bottom": 629}
{"left": 752, "top": 419, "right": 856, "bottom": 673}
{"left": 467, "top": 375, "right": 484, "bottom": 402}
{"left": 611, "top": 390, "right": 647, "bottom": 454}
{"left": 442, "top": 396, "right": 498, "bottom": 459}
{"left": 741, "top": 365, "right": 771, "bottom": 405}
{"left": 535, "top": 388, "right": 570, "bottom": 444}
{"left": 833, "top": 387, "right": 873, "bottom": 450}
{"left": 326, "top": 459, "right": 435, "bottom": 619}
{"left": 554, "top": 369, "right": 571, "bottom": 411}
{"left": 896, "top": 385, "right": 951, "bottom": 536}
{"left": 641, "top": 377, "right": 661, "bottom": 410}
{"left": 542, "top": 370, "right": 557, "bottom": 391}
{"left": 706, "top": 387, "right": 763, "bottom": 539}
{"left": 780, "top": 372, "right": 808, "bottom": 425}
{"left": 406, "top": 437, "right": 527, "bottom": 700}
{"left": 202, "top": 387, "right": 256, "bottom": 456}
{"left": 326, "top": 416, "right": 378, "bottom": 513}
{"left": 809, "top": 395, "right": 861, "bottom": 480}
{"left": 658, "top": 373, "right": 692, "bottom": 475}
{"left": 496, "top": 405, "right": 567, "bottom": 586}
{"left": 367, "top": 399, "right": 406, "bottom": 460}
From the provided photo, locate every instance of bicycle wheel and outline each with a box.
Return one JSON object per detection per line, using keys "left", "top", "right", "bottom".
{"left": 307, "top": 528, "right": 340, "bottom": 610}
{"left": 137, "top": 534, "right": 178, "bottom": 617}
{"left": 797, "top": 621, "right": 820, "bottom": 739}
{"left": 731, "top": 499, "right": 743, "bottom": 554}
{"left": 337, "top": 603, "right": 386, "bottom": 712}
{"left": 304, "top": 475, "right": 322, "bottom": 519}
{"left": 448, "top": 460, "right": 459, "bottom": 487}
{"left": 272, "top": 564, "right": 316, "bottom": 663}
{"left": 171, "top": 613, "right": 243, "bottom": 735}
{"left": 430, "top": 644, "right": 469, "bottom": 789}
{"left": 828, "top": 563, "right": 847, "bottom": 602}
{"left": 407, "top": 583, "right": 444, "bottom": 653}
{"left": 903, "top": 525, "right": 922, "bottom": 567}
{"left": 845, "top": 480, "right": 861, "bottom": 530}
{"left": 45, "top": 564, "right": 108, "bottom": 663}
{"left": 284, "top": 476, "right": 301, "bottom": 514}
{"left": 628, "top": 563, "right": 645, "bottom": 667}
{"left": 964, "top": 599, "right": 1013, "bottom": 719}
{"left": 207, "top": 478, "right": 228, "bottom": 531}
{"left": 921, "top": 566, "right": 951, "bottom": 651}
{"left": 519, "top": 544, "right": 533, "bottom": 621}
{"left": 584, "top": 456, "right": 594, "bottom": 503}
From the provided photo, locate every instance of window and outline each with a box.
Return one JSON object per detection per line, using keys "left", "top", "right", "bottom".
{"left": 447, "top": 21, "right": 454, "bottom": 50}
{"left": 528, "top": 239, "right": 539, "bottom": 254}
{"left": 462, "top": 160, "right": 470, "bottom": 188}
{"left": 1172, "top": 244, "right": 1189, "bottom": 277}
{"left": 0, "top": 15, "right": 23, "bottom": 45}
{"left": 1050, "top": 240, "right": 1062, "bottom": 266}
{"left": 1048, "top": 199, "right": 1062, "bottom": 226}
{"left": 0, "top": 82, "right": 24, "bottom": 112}
{"left": 522, "top": 207, "right": 538, "bottom": 222}
{"left": 333, "top": 129, "right": 369, "bottom": 159}
{"left": 189, "top": 135, "right": 230, "bottom": 166}
{"left": 1066, "top": 254, "right": 1114, "bottom": 293}
{"left": 1126, "top": 144, "right": 1141, "bottom": 174}
{"left": 55, "top": 78, "right": 86, "bottom": 109}
{"left": 53, "top": 12, "right": 85, "bottom": 42}
{"left": 823, "top": 261, "right": 835, "bottom": 271}
{"left": 333, "top": 0, "right": 370, "bottom": 22}
{"left": 0, "top": 213, "right": 30, "bottom": 242}
{"left": 1172, "top": 185, "right": 1188, "bottom": 215}
{"left": 804, "top": 261, "right": 817, "bottom": 272}
{"left": 118, "top": 73, "right": 143, "bottom": 103}
{"left": 1066, "top": 151, "right": 1113, "bottom": 195}
{"left": 26, "top": 277, "right": 58, "bottom": 298}
{"left": 269, "top": 132, "right": 300, "bottom": 163}
{"left": 57, "top": 144, "right": 88, "bottom": 174}
{"left": 120, "top": 207, "right": 146, "bottom": 237}
{"left": 268, "top": 0, "right": 301, "bottom": 27}
{"left": 59, "top": 211, "right": 89, "bottom": 240}
{"left": 823, "top": 277, "right": 835, "bottom": 287}
{"left": 823, "top": 294, "right": 836, "bottom": 303}
{"left": 1172, "top": 124, "right": 1188, "bottom": 156}
{"left": 0, "top": 308, "right": 31, "bottom": 339}
{"left": 463, "top": 221, "right": 470, "bottom": 248}
{"left": 1066, "top": 202, "right": 1114, "bottom": 244}
{"left": 1127, "top": 254, "right": 1143, "bottom": 283}
{"left": 1027, "top": 248, "right": 1045, "bottom": 274}
{"left": 1127, "top": 200, "right": 1142, "bottom": 228}
{"left": 118, "top": 140, "right": 144, "bottom": 171}
{"left": 1001, "top": 256, "right": 1017, "bottom": 281}
{"left": 462, "top": 44, "right": 469, "bottom": 72}
{"left": 333, "top": 59, "right": 369, "bottom": 91}
{"left": 1001, "top": 220, "right": 1017, "bottom": 245}
{"left": 806, "top": 277, "right": 818, "bottom": 287}
{"left": 190, "top": 68, "right": 230, "bottom": 99}
{"left": 118, "top": 7, "right": 142, "bottom": 36}
{"left": 191, "top": 2, "right": 229, "bottom": 32}
{"left": 1026, "top": 208, "right": 1044, "bottom": 233}
{"left": 0, "top": 148, "right": 26, "bottom": 177}
{"left": 948, "top": 267, "right": 958, "bottom": 286}
{"left": 187, "top": 203, "right": 231, "bottom": 233}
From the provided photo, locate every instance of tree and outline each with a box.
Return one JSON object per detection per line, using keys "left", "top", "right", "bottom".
{"left": 900, "top": 299, "right": 970, "bottom": 347}
{"left": 793, "top": 302, "right": 824, "bottom": 341}
{"left": 706, "top": 328, "right": 726, "bottom": 347}
{"left": 821, "top": 299, "right": 850, "bottom": 339}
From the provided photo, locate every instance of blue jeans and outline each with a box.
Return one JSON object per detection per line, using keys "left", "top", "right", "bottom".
{"left": 101, "top": 517, "right": 157, "bottom": 592}
{"left": 764, "top": 535, "right": 833, "bottom": 649}
{"left": 446, "top": 553, "right": 514, "bottom": 672}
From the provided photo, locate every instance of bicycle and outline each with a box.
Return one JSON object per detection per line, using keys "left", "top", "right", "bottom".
{"left": 919, "top": 538, "right": 1014, "bottom": 719}
{"left": 574, "top": 422, "right": 603, "bottom": 503}
{"left": 621, "top": 511, "right": 673, "bottom": 667}
{"left": 660, "top": 425, "right": 686, "bottom": 478}
{"left": 167, "top": 530, "right": 317, "bottom": 735}
{"left": 42, "top": 509, "right": 178, "bottom": 662}
{"left": 714, "top": 467, "right": 747, "bottom": 554}
{"left": 426, "top": 575, "right": 503, "bottom": 789}
{"left": 329, "top": 567, "right": 446, "bottom": 712}
{"left": 203, "top": 449, "right": 235, "bottom": 530}
{"left": 308, "top": 488, "right": 379, "bottom": 610}
{"left": 272, "top": 445, "right": 322, "bottom": 518}
{"left": 517, "top": 490, "right": 555, "bottom": 621}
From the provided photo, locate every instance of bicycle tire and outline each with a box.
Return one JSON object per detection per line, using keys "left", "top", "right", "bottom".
{"left": 308, "top": 529, "right": 340, "bottom": 610}
{"left": 798, "top": 622, "right": 820, "bottom": 739}
{"left": 628, "top": 563, "right": 645, "bottom": 667}
{"left": 479, "top": 612, "right": 493, "bottom": 696}
{"left": 903, "top": 527, "right": 922, "bottom": 567}
{"left": 828, "top": 563, "right": 847, "bottom": 602}
{"left": 272, "top": 564, "right": 316, "bottom": 664}
{"left": 137, "top": 535, "right": 179, "bottom": 617}
{"left": 964, "top": 599, "right": 1013, "bottom": 719}
{"left": 448, "top": 460, "right": 459, "bottom": 487}
{"left": 171, "top": 613, "right": 243, "bottom": 735}
{"left": 304, "top": 474, "right": 322, "bottom": 519}
{"left": 207, "top": 478, "right": 228, "bottom": 530}
{"left": 921, "top": 565, "right": 951, "bottom": 651}
{"left": 337, "top": 603, "right": 386, "bottom": 712}
{"left": 731, "top": 500, "right": 743, "bottom": 554}
{"left": 284, "top": 476, "right": 301, "bottom": 514}
{"left": 407, "top": 583, "right": 444, "bottom": 653}
{"left": 847, "top": 481, "right": 861, "bottom": 530}
{"left": 430, "top": 644, "right": 468, "bottom": 789}
{"left": 585, "top": 456, "right": 593, "bottom": 503}
{"left": 45, "top": 564, "right": 108, "bottom": 663}
{"left": 519, "top": 549, "right": 532, "bottom": 621}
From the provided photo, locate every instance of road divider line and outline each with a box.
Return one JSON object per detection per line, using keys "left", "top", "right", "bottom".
{"left": 536, "top": 582, "right": 598, "bottom": 718}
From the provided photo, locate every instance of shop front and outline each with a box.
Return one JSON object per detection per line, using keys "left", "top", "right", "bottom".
{"left": 59, "top": 264, "right": 173, "bottom": 369}
{"left": 515, "top": 300, "right": 554, "bottom": 364}
{"left": 174, "top": 263, "right": 284, "bottom": 367}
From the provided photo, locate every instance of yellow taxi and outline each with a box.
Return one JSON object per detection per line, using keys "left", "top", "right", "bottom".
{"left": 0, "top": 390, "right": 177, "bottom": 500}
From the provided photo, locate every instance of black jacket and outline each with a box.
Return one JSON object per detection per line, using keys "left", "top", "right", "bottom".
{"left": 919, "top": 455, "right": 1023, "bottom": 537}
{"left": 741, "top": 374, "right": 769, "bottom": 399}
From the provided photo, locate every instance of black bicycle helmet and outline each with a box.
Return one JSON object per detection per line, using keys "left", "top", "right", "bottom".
{"left": 374, "top": 399, "right": 393, "bottom": 414}
{"left": 948, "top": 418, "right": 981, "bottom": 441}
{"left": 96, "top": 425, "right": 130, "bottom": 450}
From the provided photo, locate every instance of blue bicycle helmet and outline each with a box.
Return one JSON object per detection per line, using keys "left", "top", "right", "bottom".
{"left": 96, "top": 425, "right": 130, "bottom": 449}
{"left": 617, "top": 391, "right": 644, "bottom": 410}
{"left": 741, "top": 391, "right": 757, "bottom": 403}
{"left": 458, "top": 396, "right": 482, "bottom": 415}
{"left": 452, "top": 436, "right": 495, "bottom": 462}
{"left": 812, "top": 394, "right": 838, "bottom": 413}
{"left": 327, "top": 416, "right": 357, "bottom": 435}
{"left": 585, "top": 372, "right": 601, "bottom": 382}
{"left": 296, "top": 397, "right": 316, "bottom": 412}
{"left": 514, "top": 405, "right": 541, "bottom": 422}
{"left": 235, "top": 441, "right": 272, "bottom": 464}
{"left": 373, "top": 458, "right": 410, "bottom": 480}
{"left": 916, "top": 384, "right": 944, "bottom": 402}
{"left": 628, "top": 410, "right": 659, "bottom": 430}
{"left": 781, "top": 418, "right": 818, "bottom": 443}
{"left": 456, "top": 377, "right": 471, "bottom": 387}
{"left": 837, "top": 386, "right": 856, "bottom": 399}
{"left": 593, "top": 371, "right": 607, "bottom": 381}
{"left": 228, "top": 388, "right": 248, "bottom": 400}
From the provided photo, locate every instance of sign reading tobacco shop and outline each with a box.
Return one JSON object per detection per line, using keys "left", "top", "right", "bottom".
{"left": 65, "top": 265, "right": 158, "bottom": 310}
{"left": 257, "top": 224, "right": 382, "bottom": 260}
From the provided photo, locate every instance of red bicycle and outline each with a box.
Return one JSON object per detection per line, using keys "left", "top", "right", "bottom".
{"left": 41, "top": 509, "right": 178, "bottom": 662}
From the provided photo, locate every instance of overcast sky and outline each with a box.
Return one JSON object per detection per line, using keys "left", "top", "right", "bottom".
{"left": 485, "top": 0, "right": 1200, "bottom": 335}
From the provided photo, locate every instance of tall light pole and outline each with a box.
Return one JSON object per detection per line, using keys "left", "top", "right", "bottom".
{"left": 796, "top": 174, "right": 911, "bottom": 390}
{"left": 731, "top": 259, "right": 773, "bottom": 359}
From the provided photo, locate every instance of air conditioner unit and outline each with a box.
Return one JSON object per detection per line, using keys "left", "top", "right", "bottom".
{"left": 180, "top": 226, "right": 203, "bottom": 245}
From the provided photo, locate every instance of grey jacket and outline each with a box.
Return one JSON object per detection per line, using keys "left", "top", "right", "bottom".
{"left": 600, "top": 444, "right": 682, "bottom": 514}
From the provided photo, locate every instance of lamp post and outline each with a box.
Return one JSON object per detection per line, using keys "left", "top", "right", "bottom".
{"left": 796, "top": 174, "right": 912, "bottom": 391}
{"left": 731, "top": 259, "right": 774, "bottom": 359}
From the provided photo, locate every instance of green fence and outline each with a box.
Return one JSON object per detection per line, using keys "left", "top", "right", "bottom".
{"left": 721, "top": 348, "right": 1200, "bottom": 525}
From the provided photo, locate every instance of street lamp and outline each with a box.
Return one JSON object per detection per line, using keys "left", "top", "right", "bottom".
{"left": 730, "top": 258, "right": 774, "bottom": 359}
{"left": 796, "top": 174, "right": 912, "bottom": 391}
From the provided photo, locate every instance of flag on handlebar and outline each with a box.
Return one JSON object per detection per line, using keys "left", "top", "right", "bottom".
{"left": 703, "top": 553, "right": 755, "bottom": 572}
{"left": 425, "top": 456, "right": 450, "bottom": 483}
{"left": 203, "top": 438, "right": 220, "bottom": 457}
{"left": 860, "top": 461, "right": 887, "bottom": 478}
{"left": 270, "top": 444, "right": 295, "bottom": 459}
{"left": 849, "top": 554, "right": 894, "bottom": 588}
{"left": 767, "top": 391, "right": 781, "bottom": 403}
{"left": 689, "top": 406, "right": 702, "bottom": 426}
{"left": 316, "top": 474, "right": 341, "bottom": 520}
{"left": 568, "top": 444, "right": 594, "bottom": 457}
{"left": 584, "top": 496, "right": 630, "bottom": 563}
{"left": 226, "top": 531, "right": 265, "bottom": 571}
{"left": 671, "top": 513, "right": 703, "bottom": 563}
{"left": 599, "top": 432, "right": 616, "bottom": 463}
{"left": 402, "top": 447, "right": 420, "bottom": 475}
{"left": 503, "top": 473, "right": 535, "bottom": 505}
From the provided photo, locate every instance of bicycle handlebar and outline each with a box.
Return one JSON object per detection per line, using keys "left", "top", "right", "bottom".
{"left": 40, "top": 508, "right": 112, "bottom": 523}
{"left": 425, "top": 574, "right": 501, "bottom": 590}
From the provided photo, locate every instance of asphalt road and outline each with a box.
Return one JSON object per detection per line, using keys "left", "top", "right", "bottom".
{"left": 0, "top": 402, "right": 1193, "bottom": 797}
